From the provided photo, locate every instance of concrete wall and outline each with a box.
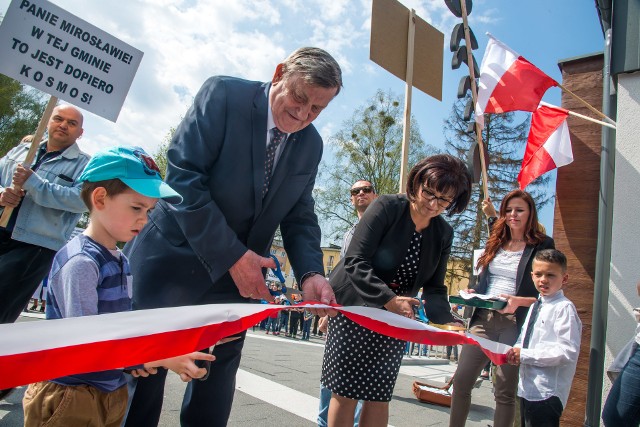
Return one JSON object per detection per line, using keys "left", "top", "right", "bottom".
{"left": 604, "top": 70, "right": 640, "bottom": 395}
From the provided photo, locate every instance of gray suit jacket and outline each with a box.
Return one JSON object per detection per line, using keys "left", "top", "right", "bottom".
{"left": 125, "top": 76, "right": 325, "bottom": 308}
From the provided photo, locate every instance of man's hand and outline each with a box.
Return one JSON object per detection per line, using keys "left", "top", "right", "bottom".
{"left": 302, "top": 274, "right": 337, "bottom": 317}
{"left": 229, "top": 250, "right": 275, "bottom": 301}
{"left": 12, "top": 164, "right": 33, "bottom": 187}
{"left": 384, "top": 296, "right": 419, "bottom": 319}
{"left": 0, "top": 187, "right": 25, "bottom": 208}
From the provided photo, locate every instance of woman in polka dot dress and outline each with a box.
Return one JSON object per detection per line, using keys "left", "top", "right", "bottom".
{"left": 321, "top": 154, "right": 472, "bottom": 426}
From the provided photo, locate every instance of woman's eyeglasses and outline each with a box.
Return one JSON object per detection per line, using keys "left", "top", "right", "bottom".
{"left": 421, "top": 187, "right": 453, "bottom": 208}
{"left": 350, "top": 186, "right": 374, "bottom": 196}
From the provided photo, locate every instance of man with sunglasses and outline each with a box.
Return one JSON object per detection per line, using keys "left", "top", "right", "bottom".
{"left": 318, "top": 179, "right": 376, "bottom": 427}
{"left": 341, "top": 180, "right": 377, "bottom": 258}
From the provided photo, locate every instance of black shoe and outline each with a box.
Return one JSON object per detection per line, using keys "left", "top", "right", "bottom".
{"left": 0, "top": 388, "right": 15, "bottom": 401}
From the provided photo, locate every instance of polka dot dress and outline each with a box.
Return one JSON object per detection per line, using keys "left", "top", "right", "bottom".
{"left": 321, "top": 231, "right": 423, "bottom": 401}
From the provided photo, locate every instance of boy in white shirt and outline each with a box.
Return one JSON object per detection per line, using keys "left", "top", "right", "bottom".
{"left": 506, "top": 249, "right": 582, "bottom": 427}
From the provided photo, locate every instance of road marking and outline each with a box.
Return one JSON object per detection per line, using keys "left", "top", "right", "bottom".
{"left": 236, "top": 369, "right": 319, "bottom": 423}
{"left": 235, "top": 369, "right": 395, "bottom": 426}
{"left": 245, "top": 330, "right": 325, "bottom": 347}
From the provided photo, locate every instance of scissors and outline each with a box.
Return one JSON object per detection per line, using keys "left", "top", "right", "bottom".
{"left": 197, "top": 336, "right": 242, "bottom": 381}
{"left": 412, "top": 298, "right": 429, "bottom": 323}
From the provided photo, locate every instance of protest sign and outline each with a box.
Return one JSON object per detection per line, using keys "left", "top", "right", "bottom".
{"left": 0, "top": 0, "right": 143, "bottom": 121}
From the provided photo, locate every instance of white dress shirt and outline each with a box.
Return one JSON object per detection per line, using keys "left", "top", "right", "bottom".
{"left": 515, "top": 290, "right": 582, "bottom": 408}
{"left": 266, "top": 94, "right": 289, "bottom": 170}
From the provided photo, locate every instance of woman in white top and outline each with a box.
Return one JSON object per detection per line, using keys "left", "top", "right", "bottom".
{"left": 449, "top": 190, "right": 554, "bottom": 427}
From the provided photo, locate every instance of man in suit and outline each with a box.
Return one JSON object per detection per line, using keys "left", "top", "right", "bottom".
{"left": 123, "top": 47, "right": 341, "bottom": 427}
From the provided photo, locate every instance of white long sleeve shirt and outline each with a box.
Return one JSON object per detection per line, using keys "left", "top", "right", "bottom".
{"left": 515, "top": 290, "right": 582, "bottom": 408}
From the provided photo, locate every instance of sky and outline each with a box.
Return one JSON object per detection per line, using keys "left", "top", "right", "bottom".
{"left": 0, "top": 0, "right": 605, "bottom": 235}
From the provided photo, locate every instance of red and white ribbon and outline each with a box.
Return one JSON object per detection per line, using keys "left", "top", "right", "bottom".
{"left": 0, "top": 303, "right": 510, "bottom": 389}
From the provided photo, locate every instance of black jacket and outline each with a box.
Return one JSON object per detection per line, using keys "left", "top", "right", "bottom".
{"left": 329, "top": 194, "right": 454, "bottom": 325}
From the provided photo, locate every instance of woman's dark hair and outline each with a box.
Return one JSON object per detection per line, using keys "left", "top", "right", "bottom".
{"left": 477, "top": 189, "right": 547, "bottom": 270}
{"left": 406, "top": 154, "right": 472, "bottom": 216}
{"left": 80, "top": 179, "right": 130, "bottom": 211}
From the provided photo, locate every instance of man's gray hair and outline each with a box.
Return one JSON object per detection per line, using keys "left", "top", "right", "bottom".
{"left": 281, "top": 47, "right": 343, "bottom": 95}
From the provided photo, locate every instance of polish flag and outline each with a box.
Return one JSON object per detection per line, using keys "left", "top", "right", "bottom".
{"left": 518, "top": 104, "right": 573, "bottom": 189}
{"left": 475, "top": 34, "right": 557, "bottom": 127}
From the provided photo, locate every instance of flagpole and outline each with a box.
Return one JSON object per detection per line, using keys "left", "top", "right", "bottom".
{"left": 460, "top": 0, "right": 489, "bottom": 200}
{"left": 0, "top": 96, "right": 58, "bottom": 227}
{"left": 539, "top": 101, "right": 616, "bottom": 129}
{"left": 557, "top": 82, "right": 616, "bottom": 126}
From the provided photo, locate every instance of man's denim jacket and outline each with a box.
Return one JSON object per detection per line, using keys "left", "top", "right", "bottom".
{"left": 0, "top": 141, "right": 90, "bottom": 250}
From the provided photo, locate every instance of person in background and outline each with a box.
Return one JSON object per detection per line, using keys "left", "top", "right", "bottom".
{"left": 288, "top": 305, "right": 303, "bottom": 339}
{"left": 340, "top": 180, "right": 378, "bottom": 258}
{"left": 602, "top": 279, "right": 640, "bottom": 426}
{"left": 122, "top": 47, "right": 341, "bottom": 427}
{"left": 0, "top": 108, "right": 91, "bottom": 401}
{"left": 22, "top": 146, "right": 214, "bottom": 426}
{"left": 279, "top": 295, "right": 291, "bottom": 336}
{"left": 317, "top": 179, "right": 377, "bottom": 427}
{"left": 446, "top": 303, "right": 460, "bottom": 361}
{"left": 0, "top": 109, "right": 90, "bottom": 325}
{"left": 323, "top": 155, "right": 471, "bottom": 427}
{"left": 506, "top": 249, "right": 581, "bottom": 427}
{"left": 450, "top": 189, "right": 554, "bottom": 427}
{"left": 301, "top": 308, "right": 314, "bottom": 341}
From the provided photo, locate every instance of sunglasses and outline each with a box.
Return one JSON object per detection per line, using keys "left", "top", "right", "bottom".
{"left": 350, "top": 185, "right": 374, "bottom": 196}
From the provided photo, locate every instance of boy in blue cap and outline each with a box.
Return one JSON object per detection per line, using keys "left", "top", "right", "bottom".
{"left": 22, "top": 146, "right": 215, "bottom": 427}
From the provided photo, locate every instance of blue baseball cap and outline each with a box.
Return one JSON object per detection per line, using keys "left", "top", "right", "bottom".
{"left": 78, "top": 146, "right": 182, "bottom": 204}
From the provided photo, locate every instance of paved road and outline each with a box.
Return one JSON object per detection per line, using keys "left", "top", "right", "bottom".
{"left": 1, "top": 314, "right": 496, "bottom": 426}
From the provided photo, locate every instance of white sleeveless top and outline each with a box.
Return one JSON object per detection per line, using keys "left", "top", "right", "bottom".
{"left": 485, "top": 247, "right": 524, "bottom": 297}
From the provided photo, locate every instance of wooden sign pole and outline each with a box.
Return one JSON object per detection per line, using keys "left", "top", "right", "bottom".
{"left": 398, "top": 9, "right": 416, "bottom": 193}
{"left": 0, "top": 96, "right": 58, "bottom": 227}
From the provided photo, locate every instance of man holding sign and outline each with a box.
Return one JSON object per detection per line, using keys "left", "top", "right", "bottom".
{"left": 0, "top": 104, "right": 89, "bottom": 325}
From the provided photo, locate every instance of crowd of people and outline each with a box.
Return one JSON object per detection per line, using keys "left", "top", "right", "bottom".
{"left": 0, "top": 45, "right": 630, "bottom": 427}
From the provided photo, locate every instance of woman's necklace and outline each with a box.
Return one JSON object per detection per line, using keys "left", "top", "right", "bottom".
{"left": 507, "top": 238, "right": 525, "bottom": 250}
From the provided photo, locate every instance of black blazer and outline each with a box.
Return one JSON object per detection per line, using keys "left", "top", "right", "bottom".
{"left": 125, "top": 76, "right": 325, "bottom": 307}
{"left": 330, "top": 194, "right": 454, "bottom": 325}
{"left": 472, "top": 235, "right": 555, "bottom": 328}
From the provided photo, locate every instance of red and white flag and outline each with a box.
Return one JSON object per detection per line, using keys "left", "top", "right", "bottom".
{"left": 475, "top": 34, "right": 557, "bottom": 127}
{"left": 0, "top": 303, "right": 511, "bottom": 390}
{"left": 518, "top": 104, "right": 573, "bottom": 189}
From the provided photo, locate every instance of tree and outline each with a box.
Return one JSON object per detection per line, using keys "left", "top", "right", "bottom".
{"left": 314, "top": 89, "right": 438, "bottom": 244}
{"left": 443, "top": 96, "right": 551, "bottom": 292}
{"left": 0, "top": 75, "right": 47, "bottom": 157}
{"left": 153, "top": 126, "right": 175, "bottom": 179}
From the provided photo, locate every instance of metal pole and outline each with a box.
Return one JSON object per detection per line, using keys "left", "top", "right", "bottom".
{"left": 584, "top": 28, "right": 616, "bottom": 427}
